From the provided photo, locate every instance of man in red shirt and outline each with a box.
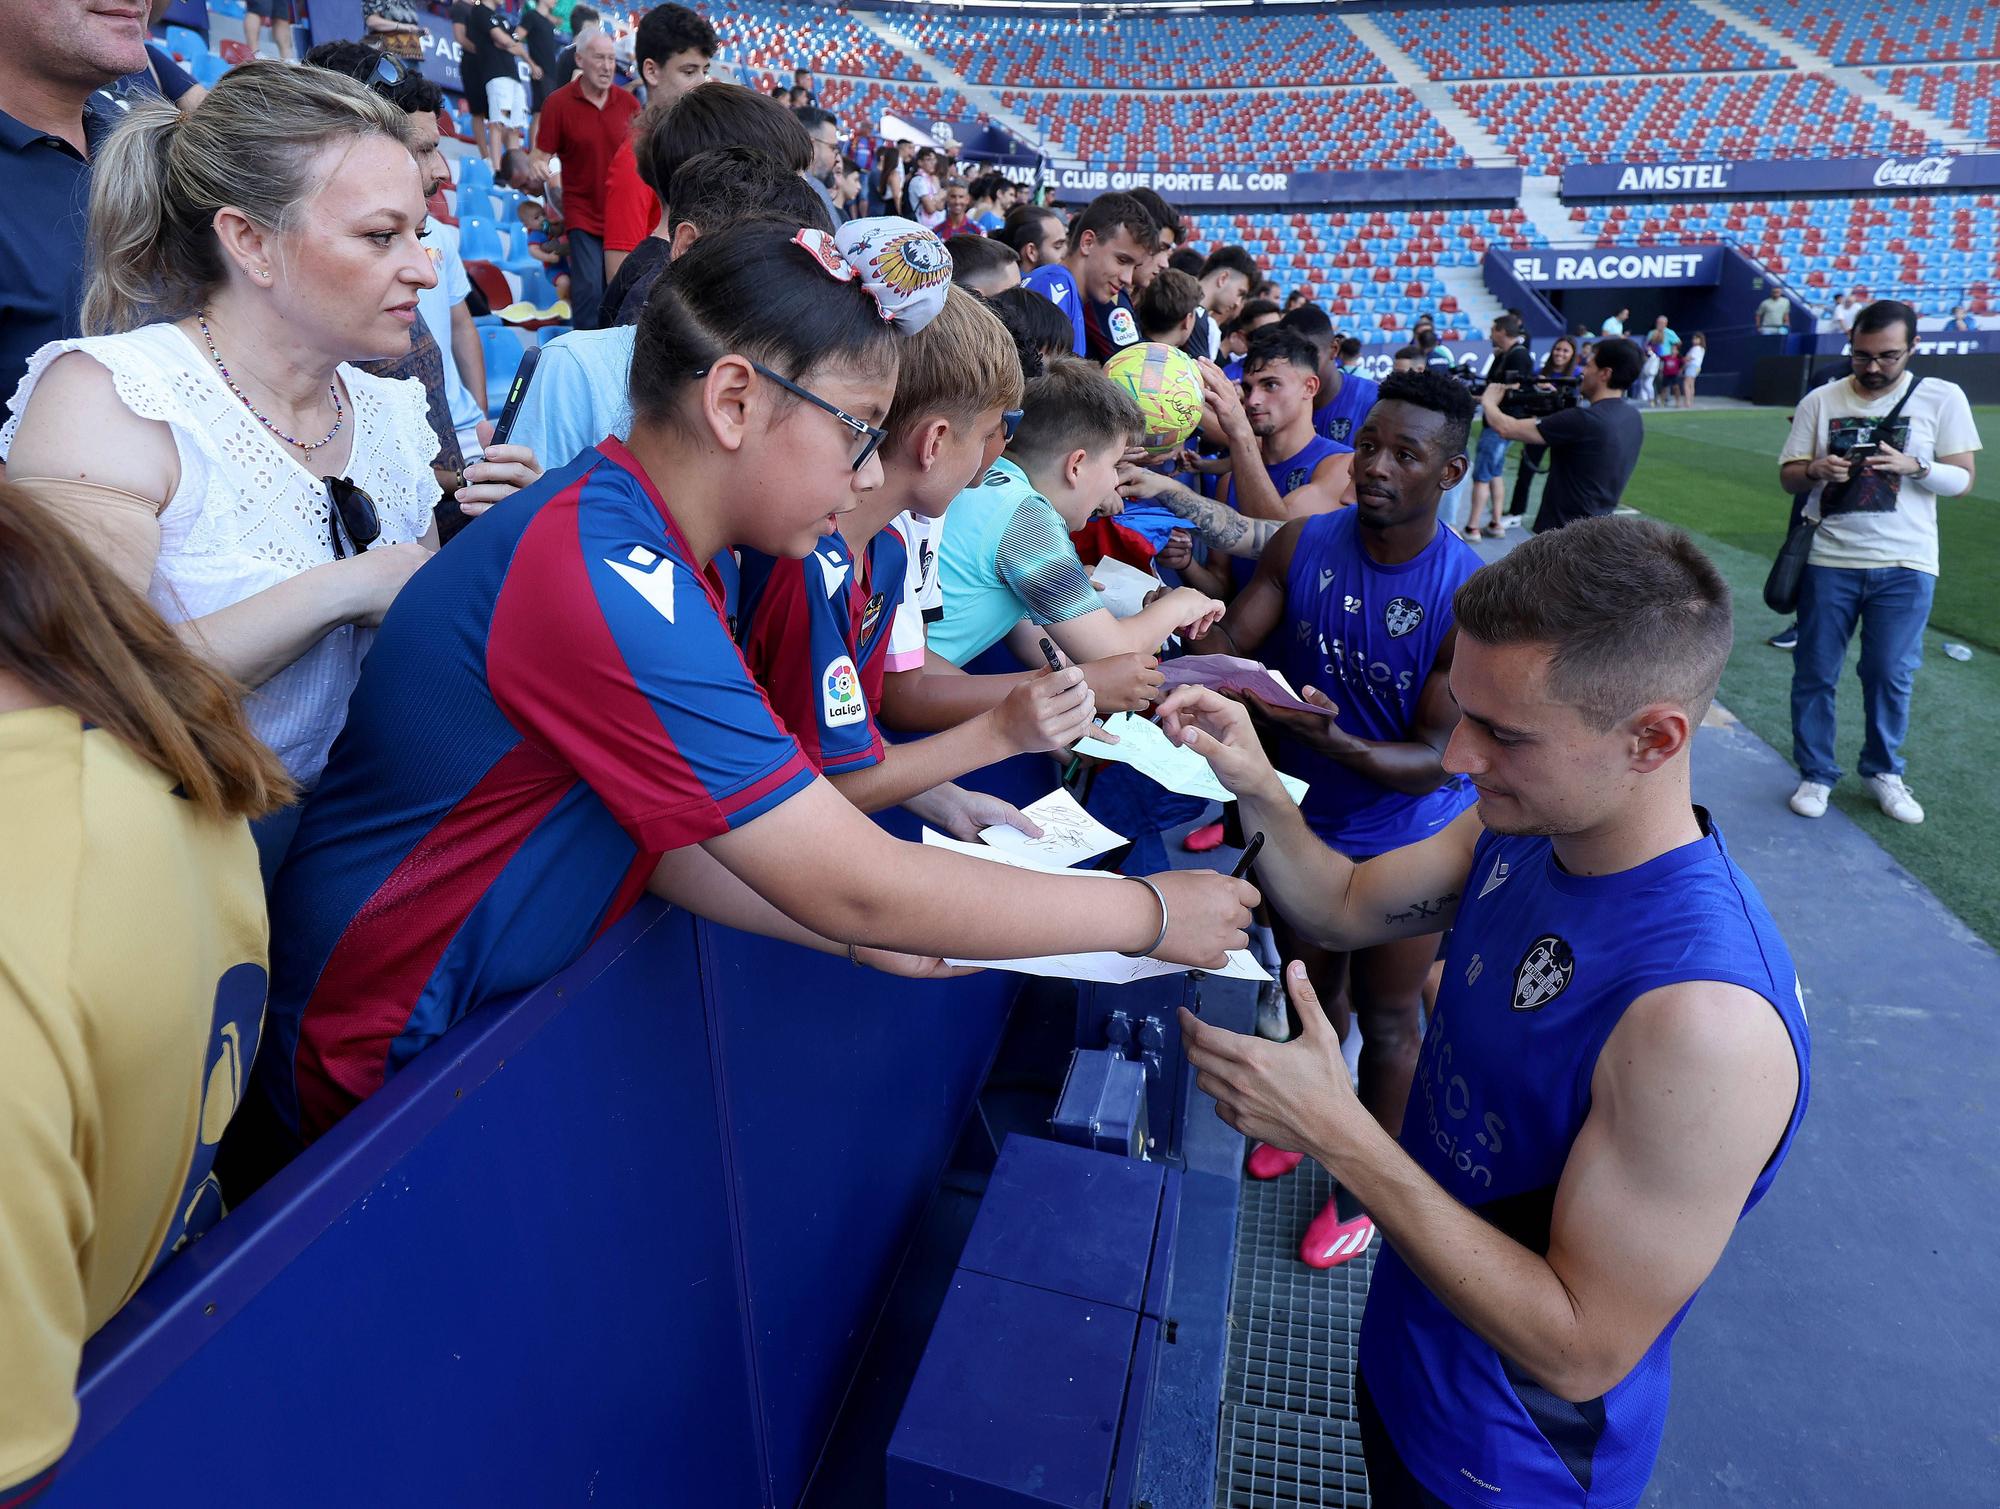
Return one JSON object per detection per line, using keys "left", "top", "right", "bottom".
{"left": 534, "top": 27, "right": 638, "bottom": 328}
{"left": 937, "top": 178, "right": 983, "bottom": 240}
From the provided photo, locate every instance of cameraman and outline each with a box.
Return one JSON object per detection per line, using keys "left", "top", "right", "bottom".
{"left": 1465, "top": 315, "right": 1536, "bottom": 537}
{"left": 1479, "top": 336, "right": 1644, "bottom": 533}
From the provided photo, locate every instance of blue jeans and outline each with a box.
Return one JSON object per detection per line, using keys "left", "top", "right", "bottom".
{"left": 1472, "top": 425, "right": 1511, "bottom": 483}
{"left": 1791, "top": 563, "right": 1935, "bottom": 785}
{"left": 567, "top": 227, "right": 606, "bottom": 330}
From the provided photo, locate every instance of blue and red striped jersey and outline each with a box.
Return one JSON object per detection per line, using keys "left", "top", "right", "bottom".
{"left": 735, "top": 528, "right": 907, "bottom": 774}
{"left": 263, "top": 439, "right": 817, "bottom": 1138}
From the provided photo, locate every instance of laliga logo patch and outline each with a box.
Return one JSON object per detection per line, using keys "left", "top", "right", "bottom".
{"left": 1109, "top": 306, "right": 1139, "bottom": 346}
{"left": 1385, "top": 595, "right": 1424, "bottom": 638}
{"left": 1513, "top": 935, "right": 1574, "bottom": 1012}
{"left": 822, "top": 655, "right": 867, "bottom": 726}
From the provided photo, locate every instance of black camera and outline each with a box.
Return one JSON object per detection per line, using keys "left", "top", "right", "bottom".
{"left": 1457, "top": 371, "right": 1582, "bottom": 420}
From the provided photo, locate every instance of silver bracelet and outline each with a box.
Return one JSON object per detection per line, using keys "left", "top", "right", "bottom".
{"left": 1119, "top": 874, "right": 1170, "bottom": 958}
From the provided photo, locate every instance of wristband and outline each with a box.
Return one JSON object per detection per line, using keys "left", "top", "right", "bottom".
{"left": 1119, "top": 874, "right": 1171, "bottom": 958}
{"left": 1924, "top": 459, "right": 1972, "bottom": 497}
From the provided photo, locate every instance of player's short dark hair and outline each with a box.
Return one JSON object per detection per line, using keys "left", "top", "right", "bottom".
{"left": 303, "top": 40, "right": 444, "bottom": 114}
{"left": 569, "top": 4, "right": 600, "bottom": 33}
{"left": 1279, "top": 302, "right": 1334, "bottom": 353}
{"left": 946, "top": 233, "right": 1021, "bottom": 292}
{"left": 1853, "top": 299, "right": 1918, "bottom": 345}
{"left": 1009, "top": 357, "right": 1142, "bottom": 469}
{"left": 1393, "top": 343, "right": 1425, "bottom": 362}
{"left": 667, "top": 147, "right": 832, "bottom": 243}
{"left": 1127, "top": 186, "right": 1180, "bottom": 245}
{"left": 1221, "top": 298, "right": 1280, "bottom": 338}
{"left": 793, "top": 104, "right": 837, "bottom": 135}
{"left": 1072, "top": 192, "right": 1158, "bottom": 255}
{"left": 1454, "top": 516, "right": 1733, "bottom": 729}
{"left": 1200, "top": 243, "right": 1260, "bottom": 284}
{"left": 637, "top": 81, "right": 811, "bottom": 198}
{"left": 1337, "top": 336, "right": 1362, "bottom": 362}
{"left": 1373, "top": 368, "right": 1475, "bottom": 457}
{"left": 1591, "top": 336, "right": 1644, "bottom": 390}
{"left": 1137, "top": 267, "right": 1201, "bottom": 337}
{"left": 968, "top": 170, "right": 1008, "bottom": 201}
{"left": 1167, "top": 246, "right": 1206, "bottom": 277}
{"left": 989, "top": 285, "right": 1074, "bottom": 379}
{"left": 997, "top": 204, "right": 1062, "bottom": 254}
{"left": 636, "top": 3, "right": 718, "bottom": 67}
{"left": 1243, "top": 324, "right": 1321, "bottom": 378}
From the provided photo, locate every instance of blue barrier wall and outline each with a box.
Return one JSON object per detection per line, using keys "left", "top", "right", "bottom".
{"left": 47, "top": 902, "right": 1017, "bottom": 1508}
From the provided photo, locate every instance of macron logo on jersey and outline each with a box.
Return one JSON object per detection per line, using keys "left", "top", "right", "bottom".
{"left": 606, "top": 546, "right": 676, "bottom": 623}
{"left": 816, "top": 548, "right": 851, "bottom": 599}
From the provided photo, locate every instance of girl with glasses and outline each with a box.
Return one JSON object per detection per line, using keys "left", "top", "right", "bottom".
{"left": 257, "top": 217, "right": 1259, "bottom": 1142}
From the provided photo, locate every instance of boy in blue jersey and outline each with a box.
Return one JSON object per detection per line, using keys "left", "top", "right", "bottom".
{"left": 1020, "top": 191, "right": 1157, "bottom": 358}
{"left": 933, "top": 358, "right": 1223, "bottom": 668}
{"left": 1166, "top": 517, "right": 1810, "bottom": 1509}
{"left": 1174, "top": 370, "right": 1480, "bottom": 1269}
{"left": 1282, "top": 303, "right": 1382, "bottom": 449}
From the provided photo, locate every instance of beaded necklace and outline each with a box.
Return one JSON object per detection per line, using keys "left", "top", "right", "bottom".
{"left": 197, "top": 311, "right": 345, "bottom": 453}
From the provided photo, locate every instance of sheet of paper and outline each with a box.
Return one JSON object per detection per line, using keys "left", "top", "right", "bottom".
{"left": 920, "top": 826, "right": 1115, "bottom": 876}
{"left": 1160, "top": 654, "right": 1330, "bottom": 718}
{"left": 943, "top": 947, "right": 1272, "bottom": 985}
{"left": 1072, "top": 713, "right": 1309, "bottom": 806}
{"left": 978, "top": 787, "right": 1127, "bottom": 867}
{"left": 1088, "top": 555, "right": 1164, "bottom": 619}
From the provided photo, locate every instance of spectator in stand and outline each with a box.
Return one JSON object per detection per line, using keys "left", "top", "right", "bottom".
{"left": 872, "top": 153, "right": 905, "bottom": 220}
{"left": 606, "top": 82, "right": 812, "bottom": 328}
{"left": 1464, "top": 314, "right": 1535, "bottom": 538}
{"left": 501, "top": 145, "right": 561, "bottom": 216}
{"left": 790, "top": 66, "right": 815, "bottom": 105}
{"left": 1138, "top": 267, "right": 1201, "bottom": 348}
{"left": 536, "top": 27, "right": 639, "bottom": 328}
{"left": 968, "top": 172, "right": 1008, "bottom": 233}
{"left": 513, "top": 138, "right": 834, "bottom": 469}
{"left": 1601, "top": 306, "right": 1628, "bottom": 337}
{"left": 519, "top": 200, "right": 571, "bottom": 302}
{"left": 257, "top": 220, "right": 1257, "bottom": 1141}
{"left": 1834, "top": 287, "right": 1867, "bottom": 334}
{"left": 550, "top": 3, "right": 599, "bottom": 91}
{"left": 450, "top": 3, "right": 494, "bottom": 160}
{"left": 947, "top": 235, "right": 1021, "bottom": 298}
{"left": 107, "top": 14, "right": 207, "bottom": 116}
{"left": 520, "top": 0, "right": 563, "bottom": 138}
{"left": 1479, "top": 337, "right": 1645, "bottom": 536}
{"left": 0, "top": 64, "right": 466, "bottom": 866}
{"left": 244, "top": 0, "right": 297, "bottom": 62}
{"left": 1758, "top": 288, "right": 1793, "bottom": 338}
{"left": 1021, "top": 192, "right": 1155, "bottom": 359}
{"left": 0, "top": 479, "right": 292, "bottom": 1505}
{"left": 795, "top": 106, "right": 845, "bottom": 226}
{"left": 1219, "top": 298, "right": 1282, "bottom": 363}
{"left": 1414, "top": 324, "right": 1452, "bottom": 374}
{"left": 836, "top": 157, "right": 864, "bottom": 219}
{"left": 482, "top": 9, "right": 543, "bottom": 170}
{"left": 1945, "top": 302, "right": 1977, "bottom": 333}
{"left": 1782, "top": 300, "right": 1980, "bottom": 828}
{"left": 997, "top": 203, "right": 1067, "bottom": 277}
{"left": 362, "top": 0, "right": 428, "bottom": 61}
{"left": 1679, "top": 332, "right": 1706, "bottom": 407}
{"left": 308, "top": 43, "right": 505, "bottom": 484}
{"left": 0, "top": 0, "right": 150, "bottom": 433}
{"left": 602, "top": 5, "right": 719, "bottom": 285}
{"left": 907, "top": 145, "right": 944, "bottom": 228}
{"left": 938, "top": 177, "right": 983, "bottom": 239}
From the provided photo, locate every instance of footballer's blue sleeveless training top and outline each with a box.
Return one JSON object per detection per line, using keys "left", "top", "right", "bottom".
{"left": 1224, "top": 432, "right": 1349, "bottom": 591}
{"left": 1359, "top": 815, "right": 1811, "bottom": 1509}
{"left": 1273, "top": 506, "right": 1480, "bottom": 856}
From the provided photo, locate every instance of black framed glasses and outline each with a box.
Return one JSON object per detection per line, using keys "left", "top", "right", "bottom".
{"left": 1001, "top": 407, "right": 1024, "bottom": 441}
{"left": 695, "top": 359, "right": 888, "bottom": 472}
{"left": 1849, "top": 348, "right": 1908, "bottom": 369}
{"left": 324, "top": 476, "right": 381, "bottom": 560}
{"left": 368, "top": 51, "right": 412, "bottom": 90}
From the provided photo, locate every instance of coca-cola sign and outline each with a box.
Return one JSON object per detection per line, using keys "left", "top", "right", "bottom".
{"left": 1566, "top": 152, "right": 2000, "bottom": 198}
{"left": 1873, "top": 156, "right": 1955, "bottom": 188}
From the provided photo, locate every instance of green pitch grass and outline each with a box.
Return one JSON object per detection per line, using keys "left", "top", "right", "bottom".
{"left": 1523, "top": 404, "right": 1999, "bottom": 944}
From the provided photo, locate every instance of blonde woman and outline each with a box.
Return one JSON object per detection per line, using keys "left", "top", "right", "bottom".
{"left": 0, "top": 64, "right": 486, "bottom": 866}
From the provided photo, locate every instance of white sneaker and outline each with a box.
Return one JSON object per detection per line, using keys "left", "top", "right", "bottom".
{"left": 1789, "top": 780, "right": 1831, "bottom": 818}
{"left": 1866, "top": 774, "right": 1925, "bottom": 824}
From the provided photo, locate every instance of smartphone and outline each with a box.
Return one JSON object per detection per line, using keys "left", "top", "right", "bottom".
{"left": 1844, "top": 442, "right": 1880, "bottom": 469}
{"left": 436, "top": 346, "right": 542, "bottom": 545}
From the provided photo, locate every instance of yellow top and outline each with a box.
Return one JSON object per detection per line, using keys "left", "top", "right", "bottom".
{"left": 0, "top": 707, "right": 268, "bottom": 1494}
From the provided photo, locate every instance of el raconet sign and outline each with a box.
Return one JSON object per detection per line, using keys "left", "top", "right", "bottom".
{"left": 1562, "top": 153, "right": 2000, "bottom": 199}
{"left": 1503, "top": 245, "right": 1722, "bottom": 288}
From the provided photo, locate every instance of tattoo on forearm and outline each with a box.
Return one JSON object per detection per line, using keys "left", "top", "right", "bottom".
{"left": 1385, "top": 892, "right": 1460, "bottom": 925}
{"left": 1153, "top": 481, "right": 1283, "bottom": 557}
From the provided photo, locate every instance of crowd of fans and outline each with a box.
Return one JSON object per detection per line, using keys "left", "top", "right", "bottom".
{"left": 13, "top": 0, "right": 1988, "bottom": 1504}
